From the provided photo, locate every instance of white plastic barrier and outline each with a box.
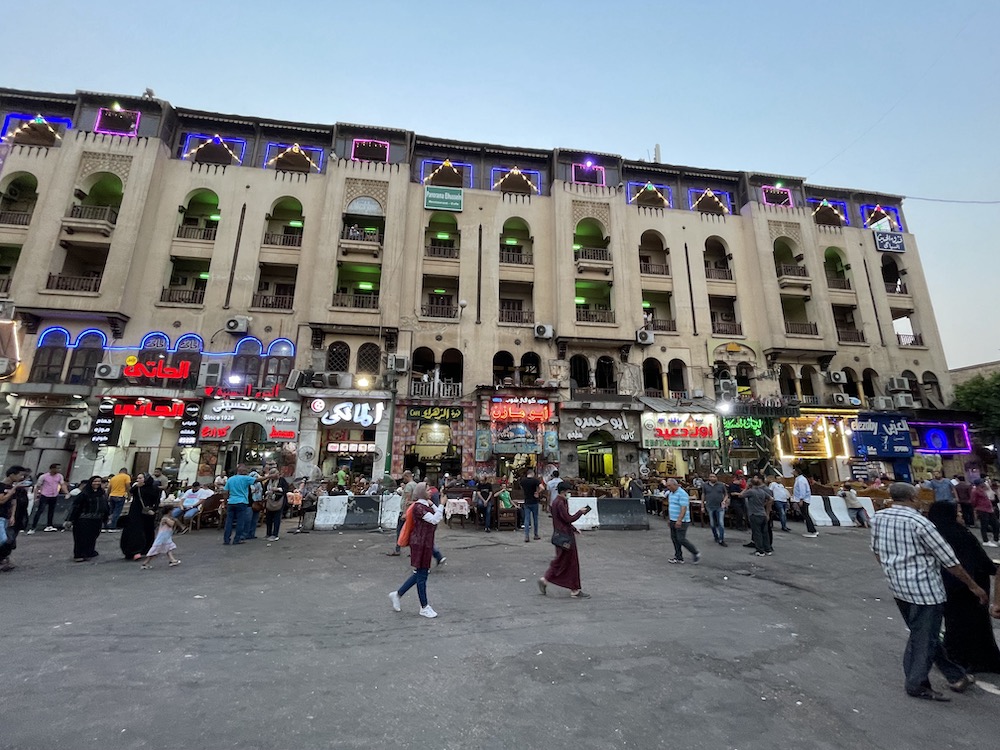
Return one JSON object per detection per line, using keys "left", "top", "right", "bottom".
{"left": 314, "top": 495, "right": 349, "bottom": 530}
{"left": 380, "top": 493, "right": 401, "bottom": 531}
{"left": 569, "top": 497, "right": 600, "bottom": 530}
{"left": 857, "top": 496, "right": 877, "bottom": 522}
{"left": 822, "top": 495, "right": 856, "bottom": 527}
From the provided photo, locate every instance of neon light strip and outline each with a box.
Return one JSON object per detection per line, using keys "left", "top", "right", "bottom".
{"left": 761, "top": 185, "right": 794, "bottom": 207}
{"left": 860, "top": 203, "right": 903, "bottom": 231}
{"left": 181, "top": 133, "right": 247, "bottom": 164}
{"left": 626, "top": 181, "right": 672, "bottom": 207}
{"left": 807, "top": 198, "right": 850, "bottom": 226}
{"left": 688, "top": 188, "right": 732, "bottom": 213}
{"left": 909, "top": 421, "right": 971, "bottom": 454}
{"left": 34, "top": 326, "right": 294, "bottom": 356}
{"left": 420, "top": 159, "right": 474, "bottom": 188}
{"left": 1, "top": 113, "right": 73, "bottom": 141}
{"left": 263, "top": 142, "right": 324, "bottom": 172}
{"left": 351, "top": 138, "right": 390, "bottom": 162}
{"left": 571, "top": 163, "right": 606, "bottom": 186}
{"left": 94, "top": 107, "right": 140, "bottom": 137}
{"left": 490, "top": 167, "right": 542, "bottom": 194}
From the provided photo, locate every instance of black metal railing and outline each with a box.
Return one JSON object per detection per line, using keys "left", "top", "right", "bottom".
{"left": 425, "top": 244, "right": 460, "bottom": 259}
{"left": 0, "top": 210, "right": 31, "bottom": 226}
{"left": 646, "top": 318, "right": 677, "bottom": 332}
{"left": 776, "top": 264, "right": 808, "bottom": 277}
{"left": 263, "top": 232, "right": 303, "bottom": 247}
{"left": 176, "top": 226, "right": 217, "bottom": 241}
{"left": 251, "top": 293, "right": 295, "bottom": 310}
{"left": 160, "top": 288, "right": 205, "bottom": 304}
{"left": 331, "top": 292, "right": 380, "bottom": 309}
{"left": 575, "top": 247, "right": 612, "bottom": 262}
{"left": 499, "top": 250, "right": 533, "bottom": 265}
{"left": 837, "top": 328, "right": 866, "bottom": 343}
{"left": 639, "top": 261, "right": 669, "bottom": 275}
{"left": 784, "top": 321, "right": 819, "bottom": 335}
{"left": 46, "top": 273, "right": 102, "bottom": 292}
{"left": 897, "top": 333, "right": 924, "bottom": 347}
{"left": 421, "top": 303, "right": 458, "bottom": 318}
{"left": 705, "top": 266, "right": 733, "bottom": 280}
{"left": 712, "top": 320, "right": 743, "bottom": 336}
{"left": 576, "top": 308, "right": 616, "bottom": 323}
{"left": 826, "top": 275, "right": 852, "bottom": 290}
{"left": 68, "top": 205, "right": 118, "bottom": 224}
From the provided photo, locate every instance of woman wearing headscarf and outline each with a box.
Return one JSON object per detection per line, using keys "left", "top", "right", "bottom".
{"left": 69, "top": 476, "right": 109, "bottom": 562}
{"left": 388, "top": 481, "right": 445, "bottom": 618}
{"left": 120, "top": 473, "right": 161, "bottom": 561}
{"left": 928, "top": 501, "right": 1000, "bottom": 673}
{"left": 538, "top": 482, "right": 592, "bottom": 599}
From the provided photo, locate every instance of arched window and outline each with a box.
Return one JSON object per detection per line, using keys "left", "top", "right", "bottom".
{"left": 799, "top": 365, "right": 818, "bottom": 397}
{"left": 901, "top": 369, "right": 920, "bottom": 403}
{"left": 493, "top": 351, "right": 515, "bottom": 385}
{"left": 66, "top": 332, "right": 106, "bottom": 385}
{"left": 881, "top": 255, "right": 905, "bottom": 293}
{"left": 595, "top": 356, "right": 616, "bottom": 391}
{"left": 736, "top": 362, "right": 754, "bottom": 397}
{"left": 412, "top": 347, "right": 436, "bottom": 380}
{"left": 667, "top": 359, "right": 687, "bottom": 394}
{"left": 643, "top": 358, "right": 663, "bottom": 395}
{"left": 569, "top": 355, "right": 591, "bottom": 391}
{"left": 842, "top": 367, "right": 859, "bottom": 398}
{"left": 520, "top": 352, "right": 541, "bottom": 383}
{"left": 231, "top": 338, "right": 263, "bottom": 387}
{"left": 135, "top": 333, "right": 170, "bottom": 387}
{"left": 779, "top": 364, "right": 797, "bottom": 398}
{"left": 357, "top": 343, "right": 381, "bottom": 375}
{"left": 29, "top": 329, "right": 69, "bottom": 383}
{"left": 440, "top": 348, "right": 463, "bottom": 384}
{"left": 326, "top": 341, "right": 350, "bottom": 372}
{"left": 262, "top": 340, "right": 295, "bottom": 389}
{"left": 573, "top": 218, "right": 607, "bottom": 251}
{"left": 862, "top": 368, "right": 879, "bottom": 399}
{"left": 922, "top": 372, "right": 944, "bottom": 406}
{"left": 639, "top": 230, "right": 669, "bottom": 275}
{"left": 704, "top": 237, "right": 731, "bottom": 279}
{"left": 172, "top": 334, "right": 203, "bottom": 390}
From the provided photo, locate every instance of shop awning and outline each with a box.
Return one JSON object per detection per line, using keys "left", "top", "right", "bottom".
{"left": 637, "top": 395, "right": 717, "bottom": 414}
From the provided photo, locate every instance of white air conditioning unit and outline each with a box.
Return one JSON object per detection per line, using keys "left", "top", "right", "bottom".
{"left": 337, "top": 373, "right": 354, "bottom": 388}
{"left": 95, "top": 363, "right": 122, "bottom": 380}
{"left": 887, "top": 377, "right": 910, "bottom": 393}
{"left": 831, "top": 393, "right": 851, "bottom": 406}
{"left": 387, "top": 354, "right": 410, "bottom": 373}
{"left": 635, "top": 329, "right": 654, "bottom": 345}
{"left": 0, "top": 301, "right": 15, "bottom": 322}
{"left": 893, "top": 393, "right": 915, "bottom": 408}
{"left": 225, "top": 315, "right": 250, "bottom": 334}
{"left": 198, "top": 361, "right": 223, "bottom": 388}
{"left": 534, "top": 323, "right": 554, "bottom": 340}
{"left": 871, "top": 396, "right": 895, "bottom": 411}
{"left": 824, "top": 370, "right": 847, "bottom": 384}
{"left": 64, "top": 415, "right": 92, "bottom": 434}
{"left": 692, "top": 389, "right": 705, "bottom": 398}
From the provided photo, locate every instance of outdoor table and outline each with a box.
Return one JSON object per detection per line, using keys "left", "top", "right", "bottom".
{"left": 445, "top": 498, "right": 470, "bottom": 528}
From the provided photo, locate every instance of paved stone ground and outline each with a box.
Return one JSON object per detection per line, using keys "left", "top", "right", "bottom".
{"left": 3, "top": 515, "right": 999, "bottom": 750}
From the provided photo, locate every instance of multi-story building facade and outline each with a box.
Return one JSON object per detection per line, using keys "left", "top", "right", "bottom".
{"left": 0, "top": 88, "right": 969, "bottom": 487}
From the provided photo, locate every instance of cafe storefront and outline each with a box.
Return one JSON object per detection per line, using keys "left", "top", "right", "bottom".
{"left": 640, "top": 411, "right": 720, "bottom": 478}
{"left": 909, "top": 420, "right": 976, "bottom": 480}
{"left": 849, "top": 413, "right": 914, "bottom": 482}
{"left": 477, "top": 394, "right": 559, "bottom": 483}
{"left": 777, "top": 409, "right": 857, "bottom": 484}
{"left": 559, "top": 404, "right": 642, "bottom": 482}
{"left": 392, "top": 399, "right": 476, "bottom": 485}
{"left": 297, "top": 392, "right": 393, "bottom": 481}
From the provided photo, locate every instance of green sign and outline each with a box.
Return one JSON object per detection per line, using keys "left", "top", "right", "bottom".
{"left": 424, "top": 185, "right": 463, "bottom": 212}
{"left": 723, "top": 416, "right": 765, "bottom": 436}
{"left": 406, "top": 405, "right": 464, "bottom": 422}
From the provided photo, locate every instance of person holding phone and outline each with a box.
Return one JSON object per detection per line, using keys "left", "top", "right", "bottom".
{"left": 538, "top": 482, "right": 591, "bottom": 599}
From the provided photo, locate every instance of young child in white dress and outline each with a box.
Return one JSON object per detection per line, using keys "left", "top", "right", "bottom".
{"left": 141, "top": 510, "right": 180, "bottom": 569}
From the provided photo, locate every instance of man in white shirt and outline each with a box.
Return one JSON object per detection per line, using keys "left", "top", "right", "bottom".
{"left": 793, "top": 466, "right": 818, "bottom": 538}
{"left": 546, "top": 470, "right": 562, "bottom": 511}
{"left": 768, "top": 479, "right": 792, "bottom": 532}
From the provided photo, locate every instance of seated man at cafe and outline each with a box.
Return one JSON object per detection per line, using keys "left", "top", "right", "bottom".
{"left": 171, "top": 482, "right": 215, "bottom": 530}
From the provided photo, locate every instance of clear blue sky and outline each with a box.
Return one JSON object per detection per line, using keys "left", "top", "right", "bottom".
{"left": 5, "top": 0, "right": 997, "bottom": 368}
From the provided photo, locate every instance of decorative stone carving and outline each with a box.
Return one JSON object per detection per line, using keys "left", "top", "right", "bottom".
{"left": 768, "top": 220, "right": 801, "bottom": 244}
{"left": 79, "top": 151, "right": 132, "bottom": 185}
{"left": 572, "top": 200, "right": 610, "bottom": 228}
{"left": 344, "top": 178, "right": 389, "bottom": 211}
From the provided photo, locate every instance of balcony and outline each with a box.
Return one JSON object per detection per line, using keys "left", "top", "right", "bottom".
{"left": 410, "top": 380, "right": 463, "bottom": 398}
{"left": 644, "top": 388, "right": 664, "bottom": 398}
{"left": 784, "top": 321, "right": 819, "bottom": 336}
{"left": 61, "top": 205, "right": 118, "bottom": 237}
{"left": 499, "top": 249, "right": 533, "bottom": 265}
{"left": 0, "top": 210, "right": 31, "bottom": 226}
{"left": 421, "top": 303, "right": 458, "bottom": 319}
{"left": 639, "top": 261, "right": 670, "bottom": 276}
{"left": 176, "top": 226, "right": 217, "bottom": 241}
{"left": 425, "top": 243, "right": 460, "bottom": 260}
{"left": 712, "top": 321, "right": 743, "bottom": 336}
{"left": 263, "top": 232, "right": 303, "bottom": 248}
{"left": 669, "top": 390, "right": 689, "bottom": 399}
{"left": 885, "top": 281, "right": 909, "bottom": 294}
{"left": 646, "top": 318, "right": 677, "bottom": 332}
{"left": 572, "top": 386, "right": 621, "bottom": 398}
{"left": 836, "top": 328, "right": 866, "bottom": 343}
{"left": 575, "top": 247, "right": 613, "bottom": 274}
{"left": 799, "top": 395, "right": 821, "bottom": 406}
{"left": 160, "top": 288, "right": 205, "bottom": 305}
{"left": 46, "top": 273, "right": 102, "bottom": 293}
{"left": 576, "top": 308, "right": 616, "bottom": 324}
{"left": 251, "top": 293, "right": 294, "bottom": 310}
{"left": 498, "top": 308, "right": 533, "bottom": 324}
{"left": 776, "top": 264, "right": 808, "bottom": 278}
{"left": 705, "top": 266, "right": 734, "bottom": 281}
{"left": 331, "top": 292, "right": 380, "bottom": 310}
{"left": 897, "top": 333, "right": 925, "bottom": 347}
{"left": 339, "top": 227, "right": 383, "bottom": 258}
{"left": 826, "top": 274, "right": 852, "bottom": 290}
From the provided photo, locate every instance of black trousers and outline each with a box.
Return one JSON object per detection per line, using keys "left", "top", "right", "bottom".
{"left": 32, "top": 495, "right": 59, "bottom": 529}
{"left": 978, "top": 510, "right": 999, "bottom": 542}
{"left": 959, "top": 503, "right": 976, "bottom": 527}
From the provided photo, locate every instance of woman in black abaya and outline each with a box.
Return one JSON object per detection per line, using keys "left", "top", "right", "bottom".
{"left": 928, "top": 502, "right": 1000, "bottom": 673}
{"left": 70, "top": 476, "right": 109, "bottom": 562}
{"left": 120, "top": 473, "right": 160, "bottom": 561}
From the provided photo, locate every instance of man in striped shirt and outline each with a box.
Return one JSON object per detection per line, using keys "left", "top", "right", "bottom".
{"left": 871, "top": 482, "right": 987, "bottom": 701}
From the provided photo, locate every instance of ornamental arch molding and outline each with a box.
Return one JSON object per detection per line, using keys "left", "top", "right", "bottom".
{"left": 343, "top": 178, "right": 388, "bottom": 211}
{"left": 571, "top": 200, "right": 610, "bottom": 228}
{"left": 79, "top": 151, "right": 133, "bottom": 186}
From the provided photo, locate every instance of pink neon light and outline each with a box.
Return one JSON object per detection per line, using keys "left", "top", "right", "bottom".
{"left": 94, "top": 107, "right": 140, "bottom": 137}
{"left": 572, "top": 162, "right": 606, "bottom": 186}
{"left": 761, "top": 185, "right": 793, "bottom": 207}
{"left": 351, "top": 138, "right": 390, "bottom": 162}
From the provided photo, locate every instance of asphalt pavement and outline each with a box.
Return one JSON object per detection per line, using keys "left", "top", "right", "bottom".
{"left": 3, "top": 515, "right": 999, "bottom": 750}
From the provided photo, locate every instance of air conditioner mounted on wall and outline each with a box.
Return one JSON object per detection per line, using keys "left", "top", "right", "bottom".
{"left": 95, "top": 363, "right": 122, "bottom": 380}
{"left": 871, "top": 397, "right": 895, "bottom": 410}
{"left": 824, "top": 370, "right": 847, "bottom": 384}
{"left": 534, "top": 323, "right": 554, "bottom": 340}
{"left": 635, "top": 329, "right": 654, "bottom": 345}
{"left": 887, "top": 377, "right": 910, "bottom": 393}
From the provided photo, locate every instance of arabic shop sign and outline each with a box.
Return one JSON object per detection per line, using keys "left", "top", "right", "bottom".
{"left": 204, "top": 383, "right": 285, "bottom": 400}
{"left": 489, "top": 397, "right": 551, "bottom": 423}
{"left": 849, "top": 415, "right": 913, "bottom": 458}
{"left": 640, "top": 413, "right": 720, "bottom": 449}
{"left": 910, "top": 422, "right": 971, "bottom": 455}
{"left": 123, "top": 358, "right": 193, "bottom": 381}
{"left": 406, "top": 405, "right": 464, "bottom": 422}
{"left": 91, "top": 398, "right": 203, "bottom": 447}
{"left": 723, "top": 416, "right": 765, "bottom": 436}
{"left": 309, "top": 399, "right": 387, "bottom": 428}
{"left": 424, "top": 185, "right": 463, "bottom": 212}
{"left": 561, "top": 412, "right": 637, "bottom": 442}
{"left": 873, "top": 231, "right": 905, "bottom": 253}
{"left": 491, "top": 421, "right": 540, "bottom": 454}
{"left": 199, "top": 399, "right": 301, "bottom": 442}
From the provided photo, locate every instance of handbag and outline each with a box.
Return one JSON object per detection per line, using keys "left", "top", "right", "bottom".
{"left": 397, "top": 504, "right": 416, "bottom": 548}
{"left": 551, "top": 530, "right": 573, "bottom": 549}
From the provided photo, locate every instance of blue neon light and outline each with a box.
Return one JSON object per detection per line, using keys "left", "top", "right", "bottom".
{"left": 262, "top": 142, "right": 325, "bottom": 172}
{"left": 490, "top": 167, "right": 543, "bottom": 194}
{"left": 860, "top": 203, "right": 903, "bottom": 232}
{"left": 688, "top": 188, "right": 733, "bottom": 212}
{"left": 174, "top": 333, "right": 205, "bottom": 352}
{"left": 807, "top": 198, "right": 851, "bottom": 226}
{"left": 37, "top": 326, "right": 71, "bottom": 347}
{"left": 34, "top": 327, "right": 291, "bottom": 356}
{"left": 181, "top": 133, "right": 248, "bottom": 165}
{"left": 73, "top": 329, "right": 109, "bottom": 347}
{"left": 139, "top": 331, "right": 171, "bottom": 349}
{"left": 266, "top": 338, "right": 296, "bottom": 356}
{"left": 626, "top": 181, "right": 673, "bottom": 207}
{"left": 234, "top": 336, "right": 264, "bottom": 355}
{"left": 1, "top": 113, "right": 74, "bottom": 139}
{"left": 420, "top": 159, "right": 474, "bottom": 189}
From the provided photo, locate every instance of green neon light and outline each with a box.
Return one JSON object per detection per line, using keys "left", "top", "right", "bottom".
{"left": 642, "top": 301, "right": 651, "bottom": 308}
{"left": 198, "top": 272, "right": 210, "bottom": 280}
{"left": 433, "top": 288, "right": 447, "bottom": 294}
{"left": 572, "top": 243, "right": 581, "bottom": 250}
{"left": 357, "top": 282, "right": 374, "bottom": 290}
{"left": 209, "top": 214, "right": 221, "bottom": 221}
{"left": 575, "top": 297, "right": 586, "bottom": 305}
{"left": 505, "top": 238, "right": 518, "bottom": 245}
{"left": 288, "top": 220, "right": 303, "bottom": 228}
{"left": 436, "top": 232, "right": 450, "bottom": 240}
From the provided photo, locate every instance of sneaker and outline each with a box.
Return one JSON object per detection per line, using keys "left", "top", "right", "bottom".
{"left": 766, "top": 551, "right": 774, "bottom": 556}
{"left": 803, "top": 532, "right": 819, "bottom": 538}
{"left": 719, "top": 541, "right": 728, "bottom": 547}
{"left": 168, "top": 560, "right": 181, "bottom": 567}
{"left": 984, "top": 541, "right": 998, "bottom": 548}
{"left": 26, "top": 529, "right": 35, "bottom": 535}
{"left": 908, "top": 688, "right": 950, "bottom": 702}
{"left": 781, "top": 528, "right": 791, "bottom": 532}
{"left": 389, "top": 591, "right": 401, "bottom": 612}
{"left": 667, "top": 557, "right": 684, "bottom": 564}
{"left": 0, "top": 561, "right": 15, "bottom": 572}
{"left": 524, "top": 537, "right": 530, "bottom": 543}
{"left": 534, "top": 536, "right": 540, "bottom": 540}
{"left": 436, "top": 556, "right": 447, "bottom": 566}
{"left": 44, "top": 526, "right": 57, "bottom": 532}
{"left": 754, "top": 551, "right": 766, "bottom": 557}
{"left": 485, "top": 528, "right": 491, "bottom": 533}
{"left": 419, "top": 605, "right": 438, "bottom": 618}
{"left": 692, "top": 553, "right": 701, "bottom": 564}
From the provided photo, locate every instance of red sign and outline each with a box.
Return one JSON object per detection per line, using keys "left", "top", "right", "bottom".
{"left": 653, "top": 424, "right": 715, "bottom": 440}
{"left": 112, "top": 400, "right": 186, "bottom": 418}
{"left": 123, "top": 360, "right": 192, "bottom": 380}
{"left": 269, "top": 425, "right": 296, "bottom": 440}
{"left": 200, "top": 425, "right": 232, "bottom": 439}
{"left": 490, "top": 402, "right": 551, "bottom": 423}
{"left": 204, "top": 383, "right": 281, "bottom": 400}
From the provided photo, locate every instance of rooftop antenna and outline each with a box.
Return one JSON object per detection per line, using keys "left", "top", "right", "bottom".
{"left": 654, "top": 144, "right": 661, "bottom": 163}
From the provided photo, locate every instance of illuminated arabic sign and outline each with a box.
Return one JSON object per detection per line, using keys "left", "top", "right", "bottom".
{"left": 308, "top": 399, "right": 387, "bottom": 428}
{"left": 91, "top": 398, "right": 202, "bottom": 447}
{"left": 910, "top": 422, "right": 971, "bottom": 455}
{"left": 406, "top": 405, "right": 464, "bottom": 422}
{"left": 198, "top": 398, "right": 301, "bottom": 442}
{"left": 204, "top": 383, "right": 283, "bottom": 400}
{"left": 723, "top": 416, "right": 765, "bottom": 436}
{"left": 640, "top": 413, "right": 720, "bottom": 449}
{"left": 489, "top": 397, "right": 551, "bottom": 423}
{"left": 850, "top": 415, "right": 913, "bottom": 458}
{"left": 123, "top": 359, "right": 192, "bottom": 380}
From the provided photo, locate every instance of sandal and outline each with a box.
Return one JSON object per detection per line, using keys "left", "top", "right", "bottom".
{"left": 140, "top": 563, "right": 152, "bottom": 570}
{"left": 169, "top": 560, "right": 181, "bottom": 567}
{"left": 537, "top": 578, "right": 547, "bottom": 595}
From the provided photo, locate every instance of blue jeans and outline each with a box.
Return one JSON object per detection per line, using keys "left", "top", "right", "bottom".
{"left": 708, "top": 507, "right": 725, "bottom": 542}
{"left": 106, "top": 497, "right": 127, "bottom": 530}
{"left": 774, "top": 501, "right": 789, "bottom": 530}
{"left": 523, "top": 504, "right": 539, "bottom": 538}
{"left": 894, "top": 599, "right": 966, "bottom": 694}
{"left": 171, "top": 507, "right": 199, "bottom": 521}
{"left": 224, "top": 503, "right": 249, "bottom": 544}
{"left": 246, "top": 509, "right": 260, "bottom": 538}
{"left": 0, "top": 516, "right": 8, "bottom": 546}
{"left": 398, "top": 568, "right": 430, "bottom": 607}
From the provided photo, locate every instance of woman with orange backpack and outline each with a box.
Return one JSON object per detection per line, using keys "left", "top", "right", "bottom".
{"left": 389, "top": 481, "right": 445, "bottom": 618}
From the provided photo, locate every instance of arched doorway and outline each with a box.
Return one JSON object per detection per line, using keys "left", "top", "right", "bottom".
{"left": 578, "top": 430, "right": 615, "bottom": 482}
{"left": 595, "top": 355, "right": 616, "bottom": 392}
{"left": 493, "top": 351, "right": 515, "bottom": 385}
{"left": 643, "top": 358, "right": 663, "bottom": 396}
{"left": 667, "top": 359, "right": 687, "bottom": 395}
{"left": 569, "top": 355, "right": 591, "bottom": 393}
